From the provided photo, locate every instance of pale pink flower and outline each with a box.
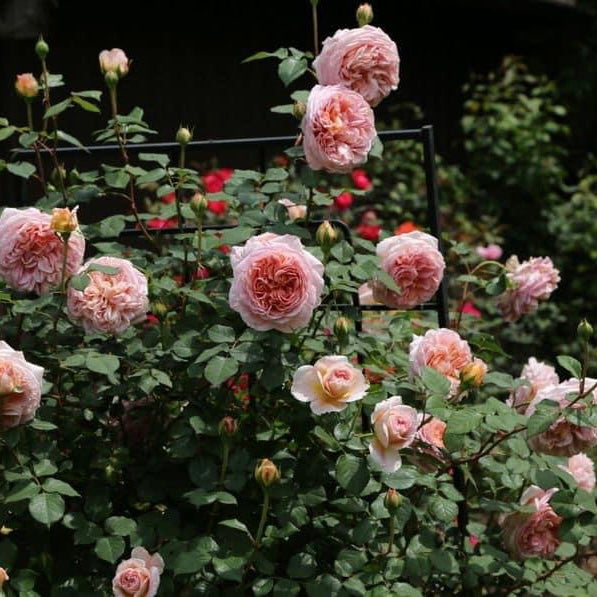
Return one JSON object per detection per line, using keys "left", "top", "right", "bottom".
{"left": 369, "top": 396, "right": 418, "bottom": 472}
{"left": 501, "top": 486, "right": 561, "bottom": 559}
{"left": 112, "top": 547, "right": 164, "bottom": 597}
{"left": 15, "top": 73, "right": 39, "bottom": 98}
{"left": 526, "top": 378, "right": 597, "bottom": 456}
{"left": 416, "top": 415, "right": 446, "bottom": 450}
{"left": 278, "top": 199, "right": 307, "bottom": 221}
{"left": 358, "top": 282, "right": 377, "bottom": 305}
{"left": 497, "top": 256, "right": 560, "bottom": 322}
{"left": 508, "top": 357, "right": 559, "bottom": 413}
{"left": 99, "top": 48, "right": 130, "bottom": 77}
{"left": 0, "top": 567, "right": 7, "bottom": 589}
{"left": 302, "top": 84, "right": 376, "bottom": 173}
{"left": 291, "top": 355, "right": 369, "bottom": 414}
{"left": 476, "top": 244, "right": 503, "bottom": 260}
{"left": 370, "top": 231, "right": 445, "bottom": 309}
{"left": 67, "top": 256, "right": 149, "bottom": 335}
{"left": 0, "top": 207, "right": 85, "bottom": 295}
{"left": 409, "top": 415, "right": 448, "bottom": 470}
{"left": 313, "top": 25, "right": 400, "bottom": 107}
{"left": 228, "top": 233, "right": 324, "bottom": 332}
{"left": 409, "top": 328, "right": 473, "bottom": 394}
{"left": 0, "top": 341, "right": 44, "bottom": 430}
{"left": 560, "top": 453, "right": 596, "bottom": 492}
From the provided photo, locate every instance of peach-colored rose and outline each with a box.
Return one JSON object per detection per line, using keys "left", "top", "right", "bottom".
{"left": 497, "top": 256, "right": 560, "bottom": 322}
{"left": 112, "top": 547, "right": 164, "bottom": 597}
{"left": 67, "top": 256, "right": 149, "bottom": 335}
{"left": 501, "top": 486, "right": 562, "bottom": 559}
{"left": 50, "top": 207, "right": 79, "bottom": 235}
{"left": 15, "top": 73, "right": 39, "bottom": 99}
{"left": 0, "top": 207, "right": 85, "bottom": 295}
{"left": 416, "top": 415, "right": 446, "bottom": 450}
{"left": 0, "top": 341, "right": 44, "bottom": 430}
{"left": 228, "top": 233, "right": 324, "bottom": 332}
{"left": 526, "top": 378, "right": 597, "bottom": 456}
{"left": 99, "top": 48, "right": 130, "bottom": 77}
{"left": 560, "top": 453, "right": 596, "bottom": 492}
{"left": 460, "top": 358, "right": 488, "bottom": 387}
{"left": 508, "top": 357, "right": 559, "bottom": 413}
{"left": 302, "top": 84, "right": 376, "bottom": 173}
{"left": 313, "top": 25, "right": 400, "bottom": 107}
{"left": 369, "top": 396, "right": 418, "bottom": 472}
{"left": 278, "top": 199, "right": 307, "bottom": 221}
{"left": 370, "top": 231, "right": 445, "bottom": 309}
{"left": 409, "top": 328, "right": 473, "bottom": 395}
{"left": 0, "top": 567, "right": 8, "bottom": 589}
{"left": 291, "top": 355, "right": 369, "bottom": 414}
{"left": 409, "top": 415, "right": 447, "bottom": 470}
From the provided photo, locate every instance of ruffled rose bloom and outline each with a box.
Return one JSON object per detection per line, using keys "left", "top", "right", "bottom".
{"left": 99, "top": 48, "right": 129, "bottom": 77}
{"left": 410, "top": 415, "right": 447, "bottom": 470}
{"left": 112, "top": 547, "right": 164, "bottom": 597}
{"left": 0, "top": 341, "right": 44, "bottom": 430}
{"left": 508, "top": 357, "right": 559, "bottom": 413}
{"left": 497, "top": 256, "right": 560, "bottom": 322}
{"left": 278, "top": 199, "right": 307, "bottom": 221}
{"left": 67, "top": 256, "right": 149, "bottom": 335}
{"left": 15, "top": 73, "right": 39, "bottom": 98}
{"left": 369, "top": 396, "right": 418, "bottom": 472}
{"left": 0, "top": 207, "right": 85, "bottom": 295}
{"left": 409, "top": 328, "right": 473, "bottom": 394}
{"left": 526, "top": 378, "right": 597, "bottom": 457}
{"left": 313, "top": 25, "right": 400, "bottom": 107}
{"left": 501, "top": 486, "right": 562, "bottom": 559}
{"left": 560, "top": 453, "right": 596, "bottom": 492}
{"left": 369, "top": 231, "right": 445, "bottom": 309}
{"left": 476, "top": 244, "right": 503, "bottom": 260}
{"left": 228, "top": 233, "right": 324, "bottom": 332}
{"left": 291, "top": 355, "right": 369, "bottom": 414}
{"left": 302, "top": 84, "right": 376, "bottom": 173}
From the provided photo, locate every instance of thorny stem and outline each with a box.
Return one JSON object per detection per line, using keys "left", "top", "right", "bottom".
{"left": 385, "top": 516, "right": 396, "bottom": 554}
{"left": 254, "top": 490, "right": 270, "bottom": 548}
{"left": 312, "top": 1, "right": 319, "bottom": 56}
{"left": 26, "top": 102, "right": 47, "bottom": 194}
{"left": 580, "top": 338, "right": 590, "bottom": 395}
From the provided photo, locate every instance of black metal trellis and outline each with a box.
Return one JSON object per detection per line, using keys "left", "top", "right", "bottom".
{"left": 15, "top": 126, "right": 449, "bottom": 327}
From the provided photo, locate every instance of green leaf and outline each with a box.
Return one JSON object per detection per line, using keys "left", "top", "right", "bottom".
{"left": 273, "top": 579, "right": 301, "bottom": 596}
{"left": 139, "top": 153, "right": 170, "bottom": 167}
{"left": 44, "top": 98, "right": 73, "bottom": 119}
{"left": 42, "top": 478, "right": 80, "bottom": 497}
{"left": 212, "top": 556, "right": 246, "bottom": 582}
{"left": 336, "top": 454, "right": 370, "bottom": 495}
{"left": 104, "top": 516, "right": 137, "bottom": 536}
{"left": 369, "top": 136, "right": 384, "bottom": 159}
{"left": 243, "top": 48, "right": 288, "bottom": 63}
{"left": 208, "top": 325, "right": 236, "bottom": 343}
{"left": 6, "top": 162, "right": 36, "bottom": 179}
{"left": 420, "top": 367, "right": 451, "bottom": 396}
{"left": 557, "top": 355, "right": 582, "bottom": 379}
{"left": 484, "top": 372, "right": 515, "bottom": 389}
{"left": 527, "top": 401, "right": 560, "bottom": 437}
{"left": 69, "top": 273, "right": 90, "bottom": 291}
{"left": 137, "top": 168, "right": 167, "bottom": 185}
{"left": 86, "top": 263, "right": 120, "bottom": 275}
{"left": 278, "top": 57, "right": 308, "bottom": 87}
{"left": 29, "top": 493, "right": 65, "bottom": 525}
{"left": 173, "top": 545, "right": 211, "bottom": 575}
{"left": 86, "top": 353, "right": 120, "bottom": 376}
{"left": 375, "top": 270, "right": 401, "bottom": 294}
{"left": 56, "top": 130, "right": 88, "bottom": 151}
{"left": 205, "top": 356, "right": 238, "bottom": 386}
{"left": 430, "top": 549, "right": 459, "bottom": 573}
{"left": 447, "top": 410, "right": 483, "bottom": 434}
{"left": 94, "top": 536, "right": 125, "bottom": 563}
{"left": 33, "top": 459, "right": 58, "bottom": 477}
{"left": 253, "top": 578, "right": 275, "bottom": 596}
{"left": 72, "top": 95, "right": 100, "bottom": 113}
{"left": 30, "top": 419, "right": 58, "bottom": 431}
{"left": 5, "top": 481, "right": 40, "bottom": 503}
{"left": 105, "top": 169, "right": 130, "bottom": 189}
{"left": 429, "top": 496, "right": 458, "bottom": 523}
{"left": 287, "top": 552, "right": 317, "bottom": 579}
{"left": 0, "top": 126, "right": 16, "bottom": 141}
{"left": 218, "top": 519, "right": 253, "bottom": 537}
{"left": 72, "top": 90, "right": 102, "bottom": 101}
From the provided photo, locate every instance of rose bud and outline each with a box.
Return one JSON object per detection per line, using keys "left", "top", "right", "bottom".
{"left": 255, "top": 458, "right": 281, "bottom": 488}
{"left": 35, "top": 36, "right": 49, "bottom": 59}
{"left": 356, "top": 3, "right": 374, "bottom": 26}
{"left": 99, "top": 48, "right": 130, "bottom": 78}
{"left": 384, "top": 488, "right": 402, "bottom": 513}
{"left": 578, "top": 319, "right": 594, "bottom": 342}
{"left": 190, "top": 192, "right": 208, "bottom": 217}
{"left": 0, "top": 567, "right": 8, "bottom": 590}
{"left": 334, "top": 316, "right": 352, "bottom": 344}
{"left": 218, "top": 416, "right": 238, "bottom": 438}
{"left": 460, "top": 358, "right": 488, "bottom": 388}
{"left": 293, "top": 100, "right": 306, "bottom": 120}
{"left": 50, "top": 207, "right": 79, "bottom": 236}
{"left": 15, "top": 74, "right": 39, "bottom": 99}
{"left": 176, "top": 126, "right": 193, "bottom": 146}
{"left": 316, "top": 220, "right": 339, "bottom": 252}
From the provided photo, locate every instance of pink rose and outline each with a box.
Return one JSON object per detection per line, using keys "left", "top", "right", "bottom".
{"left": 313, "top": 25, "right": 400, "bottom": 107}
{"left": 0, "top": 341, "right": 44, "bottom": 430}
{"left": 369, "top": 396, "right": 418, "bottom": 472}
{"left": 409, "top": 328, "right": 473, "bottom": 394}
{"left": 0, "top": 207, "right": 85, "bottom": 295}
{"left": 526, "top": 378, "right": 597, "bottom": 456}
{"left": 0, "top": 567, "right": 8, "bottom": 590}
{"left": 228, "top": 233, "right": 324, "bottom": 332}
{"left": 67, "top": 256, "right": 149, "bottom": 335}
{"left": 476, "top": 244, "right": 503, "bottom": 260}
{"left": 291, "top": 355, "right": 369, "bottom": 414}
{"left": 370, "top": 231, "right": 445, "bottom": 309}
{"left": 99, "top": 48, "right": 129, "bottom": 77}
{"left": 501, "top": 486, "right": 562, "bottom": 559}
{"left": 460, "top": 302, "right": 482, "bottom": 318}
{"left": 497, "top": 256, "right": 560, "bottom": 322}
{"left": 112, "top": 547, "right": 164, "bottom": 597}
{"left": 15, "top": 73, "right": 39, "bottom": 99}
{"left": 409, "top": 415, "right": 448, "bottom": 470}
{"left": 508, "top": 357, "right": 559, "bottom": 413}
{"left": 302, "top": 84, "right": 376, "bottom": 173}
{"left": 560, "top": 453, "right": 596, "bottom": 492}
{"left": 416, "top": 415, "right": 447, "bottom": 450}
{"left": 358, "top": 282, "right": 377, "bottom": 305}
{"left": 278, "top": 199, "right": 307, "bottom": 221}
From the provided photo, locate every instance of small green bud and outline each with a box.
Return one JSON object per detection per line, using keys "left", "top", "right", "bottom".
{"left": 190, "top": 192, "right": 208, "bottom": 217}
{"left": 315, "top": 220, "right": 338, "bottom": 253}
{"left": 384, "top": 488, "right": 402, "bottom": 513}
{"left": 334, "top": 316, "right": 352, "bottom": 344}
{"left": 293, "top": 101, "right": 306, "bottom": 120}
{"left": 356, "top": 3, "right": 374, "bottom": 27}
{"left": 578, "top": 319, "right": 594, "bottom": 342}
{"left": 35, "top": 36, "right": 49, "bottom": 60}
{"left": 176, "top": 126, "right": 193, "bottom": 146}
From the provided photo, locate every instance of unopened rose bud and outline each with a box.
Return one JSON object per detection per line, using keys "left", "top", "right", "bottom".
{"left": 152, "top": 302, "right": 169, "bottom": 317}
{"left": 316, "top": 220, "right": 338, "bottom": 252}
{"left": 190, "top": 193, "right": 208, "bottom": 217}
{"left": 334, "top": 316, "right": 352, "bottom": 344}
{"left": 35, "top": 36, "right": 49, "bottom": 60}
{"left": 15, "top": 73, "right": 39, "bottom": 99}
{"left": 278, "top": 198, "right": 306, "bottom": 221}
{"left": 384, "top": 489, "right": 402, "bottom": 513}
{"left": 176, "top": 126, "right": 193, "bottom": 146}
{"left": 99, "top": 48, "right": 130, "bottom": 79}
{"left": 0, "top": 567, "right": 8, "bottom": 589}
{"left": 356, "top": 3, "right": 374, "bottom": 26}
{"left": 218, "top": 416, "right": 238, "bottom": 438}
{"left": 293, "top": 101, "right": 306, "bottom": 120}
{"left": 50, "top": 207, "right": 78, "bottom": 235}
{"left": 460, "top": 358, "right": 487, "bottom": 387}
{"left": 578, "top": 319, "right": 594, "bottom": 342}
{"left": 255, "top": 458, "right": 280, "bottom": 488}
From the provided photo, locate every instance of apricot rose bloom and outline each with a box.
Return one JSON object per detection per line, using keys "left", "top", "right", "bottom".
{"left": 302, "top": 84, "right": 376, "bottom": 173}
{"left": 0, "top": 341, "right": 44, "bottom": 430}
{"left": 67, "top": 256, "right": 149, "bottom": 335}
{"left": 291, "top": 355, "right": 369, "bottom": 414}
{"left": 501, "top": 486, "right": 562, "bottom": 560}
{"left": 15, "top": 73, "right": 39, "bottom": 98}
{"left": 560, "top": 453, "right": 596, "bottom": 492}
{"left": 0, "top": 207, "right": 85, "bottom": 295}
{"left": 369, "top": 396, "right": 418, "bottom": 472}
{"left": 313, "top": 25, "right": 400, "bottom": 107}
{"left": 370, "top": 231, "right": 445, "bottom": 309}
{"left": 508, "top": 357, "right": 559, "bottom": 413}
{"left": 112, "top": 547, "right": 164, "bottom": 597}
{"left": 99, "top": 48, "right": 130, "bottom": 78}
{"left": 228, "top": 233, "right": 324, "bottom": 332}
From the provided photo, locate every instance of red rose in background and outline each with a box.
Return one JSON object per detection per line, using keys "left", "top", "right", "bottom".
{"left": 460, "top": 302, "right": 482, "bottom": 318}
{"left": 160, "top": 192, "right": 176, "bottom": 205}
{"left": 352, "top": 168, "right": 372, "bottom": 191}
{"left": 334, "top": 191, "right": 354, "bottom": 210}
{"left": 356, "top": 224, "right": 381, "bottom": 242}
{"left": 216, "top": 168, "right": 234, "bottom": 182}
{"left": 395, "top": 221, "right": 419, "bottom": 235}
{"left": 147, "top": 218, "right": 177, "bottom": 230}
{"left": 207, "top": 200, "right": 228, "bottom": 215}
{"left": 202, "top": 172, "right": 224, "bottom": 193}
